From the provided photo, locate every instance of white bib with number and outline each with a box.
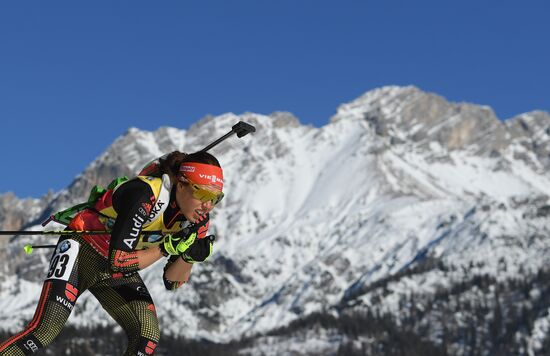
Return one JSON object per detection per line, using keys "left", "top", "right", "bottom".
{"left": 45, "top": 239, "right": 80, "bottom": 282}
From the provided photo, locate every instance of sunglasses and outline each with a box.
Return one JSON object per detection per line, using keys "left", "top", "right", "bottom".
{"left": 189, "top": 183, "right": 224, "bottom": 205}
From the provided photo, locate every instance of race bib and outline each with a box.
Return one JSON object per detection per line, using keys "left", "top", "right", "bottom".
{"left": 45, "top": 239, "right": 79, "bottom": 282}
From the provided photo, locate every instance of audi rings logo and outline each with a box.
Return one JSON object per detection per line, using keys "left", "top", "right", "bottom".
{"left": 25, "top": 340, "right": 38, "bottom": 352}
{"left": 138, "top": 207, "right": 147, "bottom": 216}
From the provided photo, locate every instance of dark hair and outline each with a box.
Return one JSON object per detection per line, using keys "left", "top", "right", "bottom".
{"left": 158, "top": 151, "right": 221, "bottom": 177}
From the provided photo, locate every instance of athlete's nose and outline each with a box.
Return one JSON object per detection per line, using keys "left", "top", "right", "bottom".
{"left": 201, "top": 200, "right": 214, "bottom": 212}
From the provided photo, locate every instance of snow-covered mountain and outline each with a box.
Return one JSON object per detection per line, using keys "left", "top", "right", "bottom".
{"left": 1, "top": 85, "right": 549, "bottom": 355}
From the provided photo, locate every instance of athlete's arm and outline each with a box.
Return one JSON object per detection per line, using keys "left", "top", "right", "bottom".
{"left": 161, "top": 217, "right": 209, "bottom": 290}
{"left": 109, "top": 178, "right": 164, "bottom": 273}
{"left": 162, "top": 256, "right": 193, "bottom": 290}
{"left": 137, "top": 246, "right": 164, "bottom": 270}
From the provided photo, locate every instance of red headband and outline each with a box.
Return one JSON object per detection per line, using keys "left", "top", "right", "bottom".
{"left": 179, "top": 162, "right": 224, "bottom": 191}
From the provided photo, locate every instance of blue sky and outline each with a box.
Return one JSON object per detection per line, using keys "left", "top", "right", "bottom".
{"left": 1, "top": 1, "right": 548, "bottom": 198}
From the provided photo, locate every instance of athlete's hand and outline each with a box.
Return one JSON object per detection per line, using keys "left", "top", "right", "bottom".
{"left": 159, "top": 213, "right": 210, "bottom": 256}
{"left": 181, "top": 235, "right": 215, "bottom": 263}
{"left": 159, "top": 229, "right": 197, "bottom": 256}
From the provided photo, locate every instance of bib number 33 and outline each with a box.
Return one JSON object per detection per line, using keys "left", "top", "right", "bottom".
{"left": 46, "top": 239, "right": 79, "bottom": 281}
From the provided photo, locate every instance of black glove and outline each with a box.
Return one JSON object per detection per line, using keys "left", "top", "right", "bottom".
{"left": 159, "top": 228, "right": 196, "bottom": 256}
{"left": 159, "top": 214, "right": 209, "bottom": 257}
{"left": 181, "top": 235, "right": 215, "bottom": 263}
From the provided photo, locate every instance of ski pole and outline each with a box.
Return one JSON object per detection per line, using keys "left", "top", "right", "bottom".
{"left": 23, "top": 244, "right": 57, "bottom": 255}
{"left": 2, "top": 230, "right": 164, "bottom": 254}
{"left": 22, "top": 235, "right": 217, "bottom": 255}
{"left": 0, "top": 230, "right": 164, "bottom": 236}
{"left": 200, "top": 121, "right": 256, "bottom": 152}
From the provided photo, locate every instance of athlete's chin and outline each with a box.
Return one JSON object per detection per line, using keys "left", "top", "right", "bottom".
{"left": 183, "top": 212, "right": 198, "bottom": 224}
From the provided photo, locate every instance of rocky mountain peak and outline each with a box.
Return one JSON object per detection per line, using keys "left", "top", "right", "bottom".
{"left": 331, "top": 86, "right": 511, "bottom": 155}
{"left": 268, "top": 111, "right": 301, "bottom": 128}
{"left": 504, "top": 111, "right": 550, "bottom": 170}
{"left": 506, "top": 111, "right": 550, "bottom": 137}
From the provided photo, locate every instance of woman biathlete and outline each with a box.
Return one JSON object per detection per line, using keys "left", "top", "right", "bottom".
{"left": 0, "top": 151, "right": 224, "bottom": 355}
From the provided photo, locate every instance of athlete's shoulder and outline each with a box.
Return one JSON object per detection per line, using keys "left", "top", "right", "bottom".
{"left": 112, "top": 177, "right": 155, "bottom": 207}
{"left": 117, "top": 176, "right": 153, "bottom": 192}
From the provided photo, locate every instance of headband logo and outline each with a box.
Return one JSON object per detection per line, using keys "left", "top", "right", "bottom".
{"left": 180, "top": 165, "right": 196, "bottom": 173}
{"left": 198, "top": 174, "right": 223, "bottom": 184}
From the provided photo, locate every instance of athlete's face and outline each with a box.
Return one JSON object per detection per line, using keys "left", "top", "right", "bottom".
{"left": 175, "top": 182, "right": 215, "bottom": 223}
